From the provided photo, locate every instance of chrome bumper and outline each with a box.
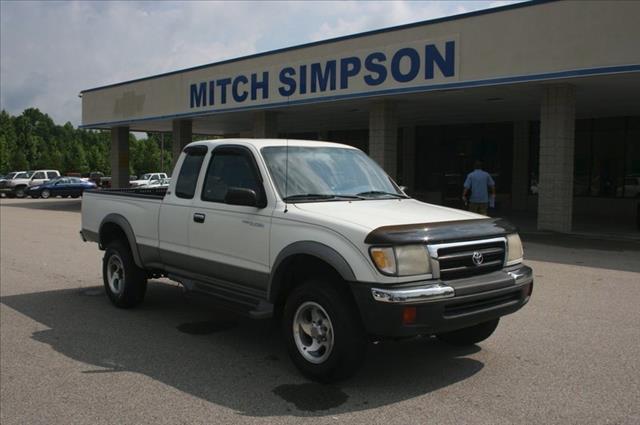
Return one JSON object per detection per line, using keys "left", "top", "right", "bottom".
{"left": 371, "top": 284, "right": 454, "bottom": 304}
{"left": 371, "top": 264, "right": 532, "bottom": 304}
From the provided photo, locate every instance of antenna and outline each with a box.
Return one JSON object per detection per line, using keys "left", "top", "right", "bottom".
{"left": 284, "top": 96, "right": 290, "bottom": 213}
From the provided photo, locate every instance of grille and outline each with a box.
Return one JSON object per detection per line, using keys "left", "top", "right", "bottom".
{"left": 435, "top": 240, "right": 505, "bottom": 280}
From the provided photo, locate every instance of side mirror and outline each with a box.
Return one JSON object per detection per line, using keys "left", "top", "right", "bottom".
{"left": 225, "top": 187, "right": 258, "bottom": 207}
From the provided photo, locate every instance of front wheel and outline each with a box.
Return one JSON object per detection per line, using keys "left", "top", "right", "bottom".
{"left": 102, "top": 241, "right": 147, "bottom": 308}
{"left": 282, "top": 279, "right": 366, "bottom": 382}
{"left": 41, "top": 189, "right": 50, "bottom": 199}
{"left": 437, "top": 318, "right": 500, "bottom": 346}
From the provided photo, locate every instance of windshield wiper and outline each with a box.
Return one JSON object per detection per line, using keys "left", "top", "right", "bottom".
{"left": 356, "top": 190, "right": 408, "bottom": 199}
{"left": 283, "top": 193, "right": 363, "bottom": 201}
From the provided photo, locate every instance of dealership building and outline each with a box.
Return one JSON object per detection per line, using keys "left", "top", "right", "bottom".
{"left": 80, "top": 0, "right": 640, "bottom": 233}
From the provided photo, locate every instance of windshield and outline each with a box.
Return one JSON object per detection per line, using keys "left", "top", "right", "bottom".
{"left": 5, "top": 172, "right": 17, "bottom": 179}
{"left": 261, "top": 146, "right": 404, "bottom": 201}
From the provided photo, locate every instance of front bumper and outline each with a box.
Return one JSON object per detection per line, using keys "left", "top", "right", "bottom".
{"left": 350, "top": 264, "right": 533, "bottom": 338}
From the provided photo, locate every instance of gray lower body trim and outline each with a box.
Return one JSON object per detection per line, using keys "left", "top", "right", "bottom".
{"left": 142, "top": 247, "right": 269, "bottom": 298}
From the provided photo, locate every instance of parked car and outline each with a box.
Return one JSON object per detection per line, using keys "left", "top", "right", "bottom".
{"left": 27, "top": 176, "right": 96, "bottom": 199}
{"left": 81, "top": 139, "right": 532, "bottom": 382}
{"left": 0, "top": 169, "right": 60, "bottom": 198}
{"left": 139, "top": 177, "right": 171, "bottom": 188}
{"left": 129, "top": 173, "right": 168, "bottom": 187}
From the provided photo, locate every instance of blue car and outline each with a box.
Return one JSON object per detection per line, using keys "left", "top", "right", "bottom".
{"left": 27, "top": 177, "right": 97, "bottom": 199}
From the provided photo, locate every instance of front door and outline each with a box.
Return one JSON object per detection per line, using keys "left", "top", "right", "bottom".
{"left": 188, "top": 145, "right": 272, "bottom": 293}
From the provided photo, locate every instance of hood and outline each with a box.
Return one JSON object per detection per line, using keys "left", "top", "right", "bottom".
{"left": 293, "top": 198, "right": 482, "bottom": 231}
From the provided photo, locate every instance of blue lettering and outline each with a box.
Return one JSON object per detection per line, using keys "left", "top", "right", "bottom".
{"left": 217, "top": 78, "right": 231, "bottom": 104}
{"left": 299, "top": 64, "right": 307, "bottom": 94}
{"left": 340, "top": 57, "right": 361, "bottom": 90}
{"left": 364, "top": 52, "right": 387, "bottom": 86}
{"left": 208, "top": 80, "right": 215, "bottom": 105}
{"left": 278, "top": 67, "right": 296, "bottom": 97}
{"left": 251, "top": 72, "right": 269, "bottom": 100}
{"left": 190, "top": 82, "right": 206, "bottom": 108}
{"left": 310, "top": 60, "right": 336, "bottom": 93}
{"left": 425, "top": 41, "right": 455, "bottom": 79}
{"left": 232, "top": 75, "right": 248, "bottom": 102}
{"left": 391, "top": 48, "right": 420, "bottom": 83}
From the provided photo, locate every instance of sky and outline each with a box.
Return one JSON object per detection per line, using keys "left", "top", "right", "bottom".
{"left": 0, "top": 0, "right": 522, "bottom": 126}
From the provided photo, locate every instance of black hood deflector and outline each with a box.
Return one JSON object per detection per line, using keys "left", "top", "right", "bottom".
{"left": 364, "top": 218, "right": 517, "bottom": 245}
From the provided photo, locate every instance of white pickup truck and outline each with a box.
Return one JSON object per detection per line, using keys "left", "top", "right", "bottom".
{"left": 129, "top": 173, "right": 168, "bottom": 188}
{"left": 81, "top": 139, "right": 533, "bottom": 381}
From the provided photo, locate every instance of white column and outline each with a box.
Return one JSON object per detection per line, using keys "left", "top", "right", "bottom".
{"left": 110, "top": 126, "right": 129, "bottom": 188}
{"left": 172, "top": 119, "right": 193, "bottom": 169}
{"left": 253, "top": 111, "right": 278, "bottom": 138}
{"left": 538, "top": 84, "right": 575, "bottom": 232}
{"left": 511, "top": 121, "right": 530, "bottom": 211}
{"left": 368, "top": 100, "right": 398, "bottom": 179}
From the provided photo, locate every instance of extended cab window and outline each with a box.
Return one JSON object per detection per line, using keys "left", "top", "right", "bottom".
{"left": 32, "top": 172, "right": 46, "bottom": 179}
{"left": 175, "top": 146, "right": 207, "bottom": 199}
{"left": 46, "top": 171, "right": 59, "bottom": 179}
{"left": 202, "top": 147, "right": 263, "bottom": 204}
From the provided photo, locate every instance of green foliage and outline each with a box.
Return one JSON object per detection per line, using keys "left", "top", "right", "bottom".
{"left": 0, "top": 108, "right": 171, "bottom": 177}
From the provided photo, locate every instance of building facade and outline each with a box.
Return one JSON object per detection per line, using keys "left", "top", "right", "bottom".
{"left": 81, "top": 0, "right": 640, "bottom": 232}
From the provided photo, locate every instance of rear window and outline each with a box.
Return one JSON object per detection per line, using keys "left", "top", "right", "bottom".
{"left": 175, "top": 146, "right": 207, "bottom": 199}
{"left": 47, "top": 171, "right": 59, "bottom": 179}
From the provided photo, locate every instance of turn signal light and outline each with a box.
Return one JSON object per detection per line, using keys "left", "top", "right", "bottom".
{"left": 402, "top": 306, "right": 417, "bottom": 325}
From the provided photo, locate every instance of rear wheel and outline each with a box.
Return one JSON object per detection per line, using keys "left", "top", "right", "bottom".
{"left": 437, "top": 318, "right": 500, "bottom": 346}
{"left": 41, "top": 189, "right": 50, "bottom": 199}
{"left": 282, "top": 279, "right": 366, "bottom": 382}
{"left": 14, "top": 186, "right": 26, "bottom": 198}
{"left": 102, "top": 240, "right": 147, "bottom": 308}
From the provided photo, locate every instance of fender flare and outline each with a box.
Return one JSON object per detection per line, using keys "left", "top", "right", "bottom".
{"left": 99, "top": 214, "right": 144, "bottom": 268}
{"left": 268, "top": 241, "right": 356, "bottom": 302}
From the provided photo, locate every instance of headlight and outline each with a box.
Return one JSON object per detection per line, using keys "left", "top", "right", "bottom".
{"left": 506, "top": 233, "right": 524, "bottom": 265}
{"left": 30, "top": 186, "right": 39, "bottom": 191}
{"left": 370, "top": 245, "right": 431, "bottom": 276}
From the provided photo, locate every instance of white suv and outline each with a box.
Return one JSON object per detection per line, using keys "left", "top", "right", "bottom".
{"left": 0, "top": 169, "right": 60, "bottom": 198}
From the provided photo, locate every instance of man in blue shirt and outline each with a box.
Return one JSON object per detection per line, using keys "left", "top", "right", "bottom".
{"left": 462, "top": 160, "right": 496, "bottom": 216}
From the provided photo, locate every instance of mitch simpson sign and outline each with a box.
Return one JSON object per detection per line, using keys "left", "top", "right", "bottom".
{"left": 188, "top": 37, "right": 458, "bottom": 111}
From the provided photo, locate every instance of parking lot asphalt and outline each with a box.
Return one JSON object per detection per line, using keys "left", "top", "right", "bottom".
{"left": 1, "top": 198, "right": 639, "bottom": 425}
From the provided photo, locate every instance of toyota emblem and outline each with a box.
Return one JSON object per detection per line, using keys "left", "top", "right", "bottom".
{"left": 472, "top": 251, "right": 484, "bottom": 266}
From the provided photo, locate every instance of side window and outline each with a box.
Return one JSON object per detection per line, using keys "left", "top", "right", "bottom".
{"left": 202, "top": 148, "right": 263, "bottom": 204}
{"left": 175, "top": 146, "right": 207, "bottom": 199}
{"left": 32, "top": 172, "right": 46, "bottom": 179}
{"left": 46, "top": 171, "right": 59, "bottom": 179}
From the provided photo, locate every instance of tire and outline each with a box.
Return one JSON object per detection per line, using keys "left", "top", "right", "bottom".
{"left": 14, "top": 186, "right": 26, "bottom": 198}
{"left": 437, "top": 318, "right": 500, "bottom": 346}
{"left": 102, "top": 240, "right": 147, "bottom": 308}
{"left": 282, "top": 279, "right": 366, "bottom": 382}
{"left": 41, "top": 189, "right": 50, "bottom": 199}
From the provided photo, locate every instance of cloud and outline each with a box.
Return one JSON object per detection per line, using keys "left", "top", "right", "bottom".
{"left": 0, "top": 0, "right": 522, "bottom": 126}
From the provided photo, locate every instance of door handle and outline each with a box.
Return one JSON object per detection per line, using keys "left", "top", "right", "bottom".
{"left": 193, "top": 213, "right": 206, "bottom": 223}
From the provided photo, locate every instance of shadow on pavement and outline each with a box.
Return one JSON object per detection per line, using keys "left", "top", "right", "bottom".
{"left": 521, "top": 233, "right": 640, "bottom": 273}
{"left": 1, "top": 282, "right": 483, "bottom": 417}
{"left": 0, "top": 199, "right": 81, "bottom": 212}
